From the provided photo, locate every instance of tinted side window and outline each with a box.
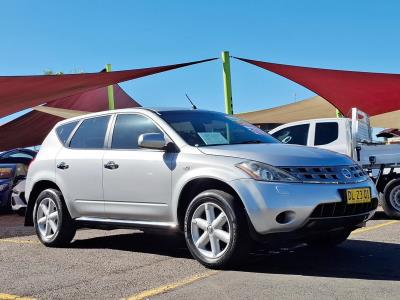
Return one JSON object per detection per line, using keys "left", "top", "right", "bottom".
{"left": 111, "top": 114, "right": 162, "bottom": 149}
{"left": 314, "top": 122, "right": 339, "bottom": 145}
{"left": 272, "top": 124, "right": 309, "bottom": 145}
{"left": 56, "top": 121, "right": 79, "bottom": 145}
{"left": 69, "top": 116, "right": 110, "bottom": 149}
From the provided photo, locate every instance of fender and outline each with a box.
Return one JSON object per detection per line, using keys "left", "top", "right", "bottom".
{"left": 171, "top": 161, "right": 247, "bottom": 224}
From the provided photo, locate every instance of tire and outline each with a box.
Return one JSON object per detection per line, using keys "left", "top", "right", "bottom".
{"left": 184, "top": 189, "right": 250, "bottom": 269}
{"left": 381, "top": 178, "right": 400, "bottom": 219}
{"left": 33, "top": 188, "right": 76, "bottom": 247}
{"left": 306, "top": 229, "right": 351, "bottom": 248}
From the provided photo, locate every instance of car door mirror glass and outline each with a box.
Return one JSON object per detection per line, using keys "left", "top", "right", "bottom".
{"left": 138, "top": 133, "right": 167, "bottom": 150}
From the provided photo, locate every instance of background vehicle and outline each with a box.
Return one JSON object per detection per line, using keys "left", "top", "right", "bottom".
{"left": 0, "top": 148, "right": 37, "bottom": 164}
{"left": 11, "top": 179, "right": 26, "bottom": 215}
{"left": 25, "top": 108, "right": 378, "bottom": 268}
{"left": 0, "top": 164, "right": 27, "bottom": 211}
{"left": 0, "top": 149, "right": 36, "bottom": 211}
{"left": 270, "top": 108, "right": 400, "bottom": 218}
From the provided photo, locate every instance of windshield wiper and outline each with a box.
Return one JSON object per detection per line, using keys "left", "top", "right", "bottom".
{"left": 233, "top": 140, "right": 264, "bottom": 144}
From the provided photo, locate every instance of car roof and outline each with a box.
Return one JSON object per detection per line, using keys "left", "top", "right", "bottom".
{"left": 56, "top": 107, "right": 219, "bottom": 126}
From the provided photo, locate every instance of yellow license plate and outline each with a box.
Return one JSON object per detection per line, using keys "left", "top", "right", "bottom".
{"left": 345, "top": 188, "right": 371, "bottom": 204}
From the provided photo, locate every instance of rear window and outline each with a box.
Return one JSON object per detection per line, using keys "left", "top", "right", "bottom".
{"left": 69, "top": 116, "right": 110, "bottom": 149}
{"left": 56, "top": 121, "right": 79, "bottom": 145}
{"left": 314, "top": 122, "right": 339, "bottom": 145}
{"left": 272, "top": 124, "right": 309, "bottom": 146}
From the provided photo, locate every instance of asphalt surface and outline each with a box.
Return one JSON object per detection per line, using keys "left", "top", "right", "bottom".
{"left": 0, "top": 210, "right": 399, "bottom": 300}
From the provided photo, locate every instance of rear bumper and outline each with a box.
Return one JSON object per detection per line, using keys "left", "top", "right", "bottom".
{"left": 230, "top": 178, "right": 378, "bottom": 235}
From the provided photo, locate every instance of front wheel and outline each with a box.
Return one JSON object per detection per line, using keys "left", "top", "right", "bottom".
{"left": 184, "top": 189, "right": 250, "bottom": 269}
{"left": 33, "top": 188, "right": 76, "bottom": 247}
{"left": 306, "top": 229, "right": 351, "bottom": 248}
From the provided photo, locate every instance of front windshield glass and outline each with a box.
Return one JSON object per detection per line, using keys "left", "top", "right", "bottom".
{"left": 159, "top": 110, "right": 278, "bottom": 147}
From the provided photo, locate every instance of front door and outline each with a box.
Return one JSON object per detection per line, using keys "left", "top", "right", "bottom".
{"left": 102, "top": 113, "right": 173, "bottom": 222}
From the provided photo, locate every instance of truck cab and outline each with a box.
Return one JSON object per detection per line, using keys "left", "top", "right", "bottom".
{"left": 270, "top": 118, "right": 352, "bottom": 156}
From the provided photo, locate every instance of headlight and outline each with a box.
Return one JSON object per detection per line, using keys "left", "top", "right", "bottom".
{"left": 0, "top": 183, "right": 9, "bottom": 191}
{"left": 236, "top": 161, "right": 300, "bottom": 183}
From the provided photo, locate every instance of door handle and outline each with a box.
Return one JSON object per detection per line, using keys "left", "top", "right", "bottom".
{"left": 104, "top": 161, "right": 119, "bottom": 170}
{"left": 57, "top": 162, "right": 69, "bottom": 170}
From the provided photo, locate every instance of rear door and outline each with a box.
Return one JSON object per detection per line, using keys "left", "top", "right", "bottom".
{"left": 55, "top": 115, "right": 111, "bottom": 218}
{"left": 102, "top": 113, "right": 173, "bottom": 222}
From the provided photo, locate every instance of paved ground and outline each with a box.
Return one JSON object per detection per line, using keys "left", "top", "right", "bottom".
{"left": 0, "top": 210, "right": 399, "bottom": 300}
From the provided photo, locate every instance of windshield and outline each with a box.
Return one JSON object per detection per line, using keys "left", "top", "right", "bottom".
{"left": 159, "top": 110, "right": 278, "bottom": 147}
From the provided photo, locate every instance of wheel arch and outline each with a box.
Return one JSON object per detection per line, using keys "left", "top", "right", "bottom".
{"left": 25, "top": 180, "right": 61, "bottom": 226}
{"left": 176, "top": 177, "right": 245, "bottom": 231}
{"left": 377, "top": 173, "right": 400, "bottom": 193}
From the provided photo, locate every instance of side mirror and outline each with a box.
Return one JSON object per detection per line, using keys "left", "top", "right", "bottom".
{"left": 138, "top": 133, "right": 167, "bottom": 150}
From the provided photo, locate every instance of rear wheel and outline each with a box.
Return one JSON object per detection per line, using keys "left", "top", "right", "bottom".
{"left": 306, "top": 229, "right": 351, "bottom": 248}
{"left": 33, "top": 188, "right": 76, "bottom": 247}
{"left": 184, "top": 189, "right": 250, "bottom": 269}
{"left": 381, "top": 179, "right": 400, "bottom": 219}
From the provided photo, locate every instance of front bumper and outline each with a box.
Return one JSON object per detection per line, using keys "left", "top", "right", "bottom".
{"left": 11, "top": 190, "right": 27, "bottom": 211}
{"left": 230, "top": 178, "right": 378, "bottom": 235}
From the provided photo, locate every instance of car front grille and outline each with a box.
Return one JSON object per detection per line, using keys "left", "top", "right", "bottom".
{"left": 281, "top": 165, "right": 368, "bottom": 184}
{"left": 310, "top": 198, "right": 378, "bottom": 218}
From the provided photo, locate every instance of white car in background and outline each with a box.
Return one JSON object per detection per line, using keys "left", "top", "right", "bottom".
{"left": 11, "top": 179, "right": 26, "bottom": 215}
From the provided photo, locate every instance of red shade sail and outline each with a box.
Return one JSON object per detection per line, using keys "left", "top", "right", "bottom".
{"left": 0, "top": 84, "right": 139, "bottom": 151}
{"left": 235, "top": 57, "right": 400, "bottom": 116}
{"left": 0, "top": 58, "right": 216, "bottom": 119}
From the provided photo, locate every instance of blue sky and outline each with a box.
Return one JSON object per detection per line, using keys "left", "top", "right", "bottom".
{"left": 1, "top": 0, "right": 400, "bottom": 123}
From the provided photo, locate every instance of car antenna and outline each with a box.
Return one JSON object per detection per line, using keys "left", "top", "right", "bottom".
{"left": 185, "top": 93, "right": 197, "bottom": 110}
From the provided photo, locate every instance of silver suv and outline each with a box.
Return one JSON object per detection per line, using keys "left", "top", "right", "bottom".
{"left": 25, "top": 108, "right": 378, "bottom": 268}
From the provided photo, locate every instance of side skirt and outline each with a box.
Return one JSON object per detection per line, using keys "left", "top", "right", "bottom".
{"left": 74, "top": 216, "right": 179, "bottom": 232}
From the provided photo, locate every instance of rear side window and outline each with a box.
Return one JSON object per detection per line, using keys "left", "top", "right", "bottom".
{"left": 111, "top": 114, "right": 162, "bottom": 149}
{"left": 314, "top": 122, "right": 339, "bottom": 145}
{"left": 69, "top": 116, "right": 110, "bottom": 149}
{"left": 272, "top": 124, "right": 309, "bottom": 145}
{"left": 56, "top": 121, "right": 79, "bottom": 145}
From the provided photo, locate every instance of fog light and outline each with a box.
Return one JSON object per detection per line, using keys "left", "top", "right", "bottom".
{"left": 276, "top": 211, "right": 296, "bottom": 224}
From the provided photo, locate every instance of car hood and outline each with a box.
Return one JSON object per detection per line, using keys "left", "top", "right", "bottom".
{"left": 197, "top": 143, "right": 353, "bottom": 167}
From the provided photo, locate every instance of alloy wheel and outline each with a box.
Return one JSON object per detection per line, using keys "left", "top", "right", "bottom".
{"left": 36, "top": 197, "right": 59, "bottom": 241}
{"left": 190, "top": 202, "right": 231, "bottom": 259}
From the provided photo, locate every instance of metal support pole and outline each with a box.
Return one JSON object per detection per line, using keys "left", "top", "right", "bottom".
{"left": 106, "top": 64, "right": 115, "bottom": 110}
{"left": 336, "top": 109, "right": 343, "bottom": 118}
{"left": 221, "top": 51, "right": 233, "bottom": 114}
